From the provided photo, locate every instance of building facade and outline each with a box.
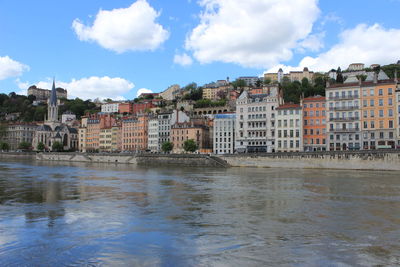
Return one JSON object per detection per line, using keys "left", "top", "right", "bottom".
{"left": 235, "top": 89, "right": 280, "bottom": 153}
{"left": 360, "top": 76, "right": 397, "bottom": 149}
{"left": 4, "top": 123, "right": 37, "bottom": 150}
{"left": 122, "top": 115, "right": 148, "bottom": 152}
{"left": 171, "top": 122, "right": 210, "bottom": 153}
{"left": 303, "top": 96, "right": 327, "bottom": 151}
{"left": 27, "top": 85, "right": 67, "bottom": 101}
{"left": 213, "top": 113, "right": 235, "bottom": 154}
{"left": 276, "top": 104, "right": 303, "bottom": 152}
{"left": 326, "top": 77, "right": 361, "bottom": 151}
{"left": 101, "top": 102, "right": 119, "bottom": 113}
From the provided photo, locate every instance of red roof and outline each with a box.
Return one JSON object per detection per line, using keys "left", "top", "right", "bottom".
{"left": 303, "top": 96, "right": 325, "bottom": 102}
{"left": 276, "top": 103, "right": 301, "bottom": 110}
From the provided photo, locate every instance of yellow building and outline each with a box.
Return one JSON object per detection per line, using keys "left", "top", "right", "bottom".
{"left": 202, "top": 86, "right": 229, "bottom": 100}
{"left": 78, "top": 116, "right": 88, "bottom": 152}
{"left": 289, "top": 67, "right": 314, "bottom": 82}
{"left": 99, "top": 128, "right": 112, "bottom": 152}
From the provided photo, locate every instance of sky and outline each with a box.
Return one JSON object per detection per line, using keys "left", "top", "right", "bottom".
{"left": 1, "top": 0, "right": 400, "bottom": 100}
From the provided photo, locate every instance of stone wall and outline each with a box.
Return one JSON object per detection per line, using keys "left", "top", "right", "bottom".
{"left": 219, "top": 151, "right": 400, "bottom": 171}
{"left": 35, "top": 153, "right": 229, "bottom": 168}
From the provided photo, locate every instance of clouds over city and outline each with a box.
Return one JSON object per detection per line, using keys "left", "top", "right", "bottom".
{"left": 20, "top": 76, "right": 134, "bottom": 100}
{"left": 0, "top": 56, "right": 29, "bottom": 80}
{"left": 173, "top": 53, "right": 193, "bottom": 66}
{"left": 72, "top": 0, "right": 169, "bottom": 53}
{"left": 267, "top": 23, "right": 400, "bottom": 72}
{"left": 185, "top": 0, "right": 320, "bottom": 68}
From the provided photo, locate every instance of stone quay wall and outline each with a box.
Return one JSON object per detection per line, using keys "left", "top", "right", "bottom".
{"left": 219, "top": 150, "right": 400, "bottom": 171}
{"left": 34, "top": 153, "right": 229, "bottom": 168}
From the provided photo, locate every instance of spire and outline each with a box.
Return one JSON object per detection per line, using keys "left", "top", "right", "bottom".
{"left": 50, "top": 78, "right": 57, "bottom": 106}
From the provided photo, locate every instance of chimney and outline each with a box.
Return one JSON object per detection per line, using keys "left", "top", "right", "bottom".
{"left": 373, "top": 71, "right": 378, "bottom": 84}
{"left": 358, "top": 77, "right": 362, "bottom": 86}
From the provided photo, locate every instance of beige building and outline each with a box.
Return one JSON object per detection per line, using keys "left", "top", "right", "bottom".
{"left": 27, "top": 85, "right": 67, "bottom": 101}
{"left": 276, "top": 104, "right": 303, "bottom": 152}
{"left": 202, "top": 86, "right": 229, "bottom": 100}
{"left": 160, "top": 84, "right": 180, "bottom": 100}
{"left": 79, "top": 117, "right": 88, "bottom": 152}
{"left": 4, "top": 122, "right": 37, "bottom": 150}
{"left": 289, "top": 67, "right": 314, "bottom": 82}
{"left": 171, "top": 122, "right": 211, "bottom": 153}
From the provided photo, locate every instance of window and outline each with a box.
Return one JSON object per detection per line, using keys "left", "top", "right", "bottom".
{"left": 363, "top": 100, "right": 367, "bottom": 107}
{"left": 370, "top": 99, "right": 374, "bottom": 107}
{"left": 370, "top": 89, "right": 374, "bottom": 96}
{"left": 379, "top": 99, "right": 383, "bottom": 106}
{"left": 389, "top": 98, "right": 393, "bottom": 106}
{"left": 389, "top": 109, "right": 393, "bottom": 117}
{"left": 371, "top": 110, "right": 375, "bottom": 117}
{"left": 371, "top": 121, "right": 375, "bottom": 128}
{"left": 389, "top": 120, "right": 394, "bottom": 128}
{"left": 388, "top": 88, "right": 393, "bottom": 95}
{"left": 363, "top": 89, "right": 367, "bottom": 96}
{"left": 379, "top": 121, "right": 384, "bottom": 128}
{"left": 379, "top": 89, "right": 383, "bottom": 96}
{"left": 379, "top": 110, "right": 384, "bottom": 117}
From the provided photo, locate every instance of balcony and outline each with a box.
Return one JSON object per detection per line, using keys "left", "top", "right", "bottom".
{"left": 329, "top": 127, "right": 360, "bottom": 133}
{"left": 328, "top": 95, "right": 359, "bottom": 101}
{"left": 329, "top": 117, "right": 360, "bottom": 122}
{"left": 329, "top": 106, "right": 359, "bottom": 111}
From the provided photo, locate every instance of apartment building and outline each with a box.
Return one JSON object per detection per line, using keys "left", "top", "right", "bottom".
{"left": 101, "top": 102, "right": 120, "bottom": 113}
{"left": 170, "top": 122, "right": 210, "bottom": 153}
{"left": 235, "top": 89, "right": 280, "bottom": 153}
{"left": 122, "top": 115, "right": 148, "bottom": 152}
{"left": 276, "top": 104, "right": 303, "bottom": 152}
{"left": 4, "top": 122, "right": 37, "bottom": 150}
{"left": 361, "top": 72, "right": 397, "bottom": 149}
{"left": 326, "top": 76, "right": 361, "bottom": 151}
{"left": 396, "top": 77, "right": 400, "bottom": 148}
{"left": 78, "top": 116, "right": 88, "bottom": 152}
{"left": 86, "top": 117, "right": 100, "bottom": 152}
{"left": 303, "top": 96, "right": 327, "bottom": 151}
{"left": 213, "top": 113, "right": 235, "bottom": 154}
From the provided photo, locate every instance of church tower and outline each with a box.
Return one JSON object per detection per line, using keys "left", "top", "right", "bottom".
{"left": 47, "top": 79, "right": 59, "bottom": 127}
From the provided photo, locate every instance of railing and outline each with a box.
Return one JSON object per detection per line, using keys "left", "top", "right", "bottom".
{"left": 329, "top": 117, "right": 360, "bottom": 122}
{"left": 329, "top": 106, "right": 359, "bottom": 111}
{"left": 329, "top": 128, "right": 360, "bottom": 132}
{"left": 328, "top": 95, "right": 359, "bottom": 100}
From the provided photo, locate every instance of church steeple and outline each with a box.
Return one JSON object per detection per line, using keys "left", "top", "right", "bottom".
{"left": 50, "top": 78, "right": 57, "bottom": 106}
{"left": 47, "top": 78, "right": 59, "bottom": 124}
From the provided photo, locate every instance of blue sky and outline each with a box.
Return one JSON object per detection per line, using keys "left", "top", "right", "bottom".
{"left": 1, "top": 0, "right": 400, "bottom": 100}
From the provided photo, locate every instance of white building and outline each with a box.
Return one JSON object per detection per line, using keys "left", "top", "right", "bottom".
{"left": 213, "top": 113, "right": 235, "bottom": 154}
{"left": 147, "top": 110, "right": 190, "bottom": 152}
{"left": 148, "top": 118, "right": 159, "bottom": 152}
{"left": 160, "top": 84, "right": 180, "bottom": 100}
{"left": 326, "top": 76, "right": 361, "bottom": 151}
{"left": 101, "top": 102, "right": 119, "bottom": 113}
{"left": 237, "top": 76, "right": 261, "bottom": 87}
{"left": 276, "top": 104, "right": 303, "bottom": 152}
{"left": 235, "top": 88, "right": 280, "bottom": 153}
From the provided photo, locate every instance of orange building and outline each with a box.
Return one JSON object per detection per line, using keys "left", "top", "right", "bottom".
{"left": 303, "top": 96, "right": 327, "bottom": 151}
{"left": 170, "top": 122, "right": 210, "bottom": 153}
{"left": 118, "top": 103, "right": 132, "bottom": 114}
{"left": 121, "top": 115, "right": 148, "bottom": 152}
{"left": 86, "top": 116, "right": 100, "bottom": 152}
{"left": 360, "top": 77, "right": 397, "bottom": 149}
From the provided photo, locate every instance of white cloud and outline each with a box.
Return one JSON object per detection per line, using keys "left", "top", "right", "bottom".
{"left": 20, "top": 76, "right": 134, "bottom": 100}
{"left": 136, "top": 88, "right": 153, "bottom": 97}
{"left": 173, "top": 53, "right": 193, "bottom": 66}
{"left": 72, "top": 0, "right": 169, "bottom": 53}
{"left": 278, "top": 24, "right": 400, "bottom": 72}
{"left": 298, "top": 32, "right": 325, "bottom": 53}
{"left": 185, "top": 0, "right": 320, "bottom": 68}
{"left": 0, "top": 56, "right": 29, "bottom": 80}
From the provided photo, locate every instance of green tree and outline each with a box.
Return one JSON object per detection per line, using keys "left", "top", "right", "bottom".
{"left": 52, "top": 141, "right": 63, "bottom": 152}
{"left": 263, "top": 78, "right": 271, "bottom": 85}
{"left": 232, "top": 79, "right": 246, "bottom": 89}
{"left": 37, "top": 142, "right": 45, "bottom": 151}
{"left": 18, "top": 141, "right": 31, "bottom": 151}
{"left": 0, "top": 142, "right": 10, "bottom": 151}
{"left": 161, "top": 141, "right": 173, "bottom": 153}
{"left": 183, "top": 139, "right": 198, "bottom": 153}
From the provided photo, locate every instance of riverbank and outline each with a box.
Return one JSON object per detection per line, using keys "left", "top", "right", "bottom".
{"left": 1, "top": 151, "right": 400, "bottom": 170}
{"left": 220, "top": 150, "right": 400, "bottom": 171}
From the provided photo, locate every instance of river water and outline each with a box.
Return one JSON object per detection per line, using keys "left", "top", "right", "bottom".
{"left": 0, "top": 160, "right": 400, "bottom": 266}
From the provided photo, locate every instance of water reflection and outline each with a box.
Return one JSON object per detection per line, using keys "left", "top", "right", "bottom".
{"left": 0, "top": 160, "right": 400, "bottom": 266}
